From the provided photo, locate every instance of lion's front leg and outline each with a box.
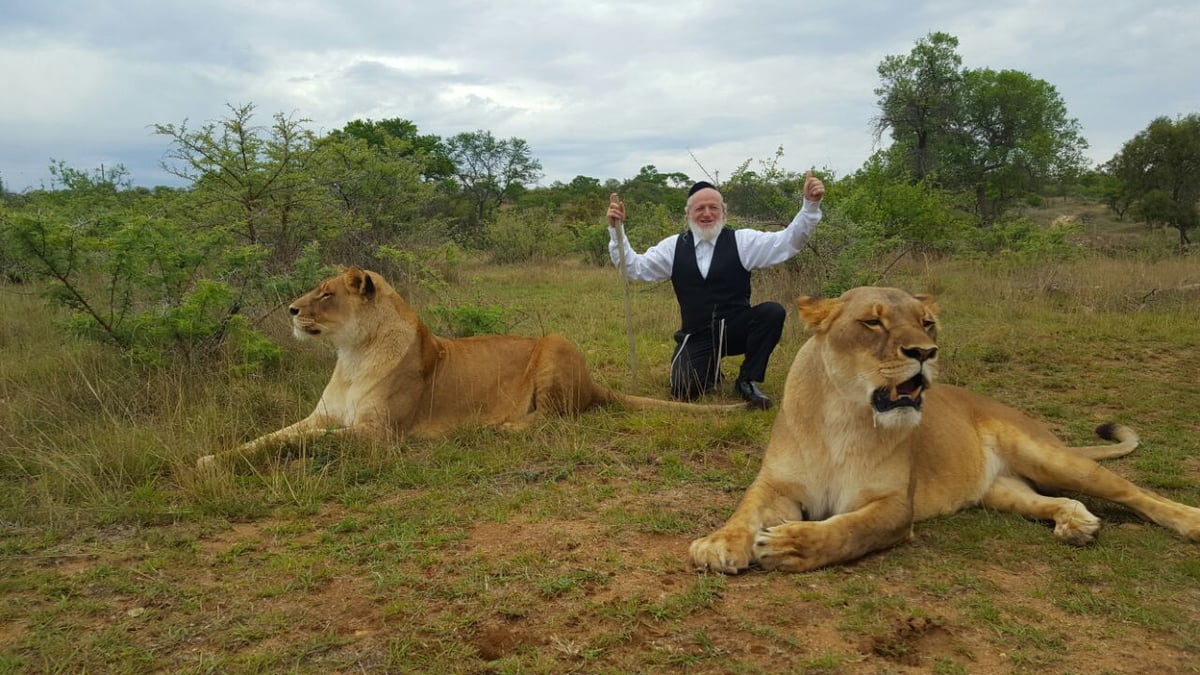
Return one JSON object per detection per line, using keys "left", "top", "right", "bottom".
{"left": 753, "top": 496, "right": 912, "bottom": 572}
{"left": 689, "top": 478, "right": 804, "bottom": 574}
{"left": 196, "top": 415, "right": 347, "bottom": 470}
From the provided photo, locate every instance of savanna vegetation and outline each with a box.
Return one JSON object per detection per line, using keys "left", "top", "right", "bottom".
{"left": 1, "top": 32, "right": 1198, "bottom": 673}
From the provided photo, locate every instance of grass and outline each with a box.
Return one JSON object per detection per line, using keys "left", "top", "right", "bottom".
{"left": 2, "top": 207, "right": 1200, "bottom": 673}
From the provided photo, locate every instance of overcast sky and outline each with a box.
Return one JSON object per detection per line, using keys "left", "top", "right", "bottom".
{"left": 2, "top": 1, "right": 1197, "bottom": 191}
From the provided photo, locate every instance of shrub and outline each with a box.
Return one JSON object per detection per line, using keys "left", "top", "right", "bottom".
{"left": 966, "top": 217, "right": 1085, "bottom": 261}
{"left": 484, "top": 207, "right": 573, "bottom": 264}
{"left": 425, "top": 303, "right": 511, "bottom": 337}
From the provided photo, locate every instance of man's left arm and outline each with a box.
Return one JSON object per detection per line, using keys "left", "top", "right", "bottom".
{"left": 737, "top": 171, "right": 824, "bottom": 270}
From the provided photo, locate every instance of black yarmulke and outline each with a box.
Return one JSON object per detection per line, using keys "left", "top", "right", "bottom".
{"left": 687, "top": 181, "right": 717, "bottom": 197}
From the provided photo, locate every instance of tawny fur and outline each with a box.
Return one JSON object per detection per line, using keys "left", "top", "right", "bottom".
{"left": 689, "top": 286, "right": 1200, "bottom": 573}
{"left": 198, "top": 266, "right": 743, "bottom": 469}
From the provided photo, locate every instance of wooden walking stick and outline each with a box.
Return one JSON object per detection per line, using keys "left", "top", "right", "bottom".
{"left": 610, "top": 192, "right": 639, "bottom": 388}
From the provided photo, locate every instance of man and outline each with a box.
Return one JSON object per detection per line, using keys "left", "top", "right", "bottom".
{"left": 606, "top": 171, "right": 825, "bottom": 409}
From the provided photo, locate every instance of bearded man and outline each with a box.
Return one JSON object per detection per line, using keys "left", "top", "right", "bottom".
{"left": 605, "top": 172, "right": 825, "bottom": 409}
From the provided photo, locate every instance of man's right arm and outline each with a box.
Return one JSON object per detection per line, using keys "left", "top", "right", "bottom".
{"left": 608, "top": 228, "right": 676, "bottom": 281}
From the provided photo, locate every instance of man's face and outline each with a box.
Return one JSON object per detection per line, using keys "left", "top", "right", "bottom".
{"left": 687, "top": 189, "right": 725, "bottom": 233}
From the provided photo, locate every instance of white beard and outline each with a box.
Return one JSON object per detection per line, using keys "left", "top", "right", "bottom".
{"left": 688, "top": 218, "right": 725, "bottom": 244}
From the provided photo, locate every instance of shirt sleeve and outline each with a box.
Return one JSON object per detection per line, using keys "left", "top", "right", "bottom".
{"left": 735, "top": 199, "right": 823, "bottom": 270}
{"left": 608, "top": 227, "right": 676, "bottom": 281}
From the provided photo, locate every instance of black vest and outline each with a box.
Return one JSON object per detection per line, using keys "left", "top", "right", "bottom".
{"left": 671, "top": 228, "right": 752, "bottom": 334}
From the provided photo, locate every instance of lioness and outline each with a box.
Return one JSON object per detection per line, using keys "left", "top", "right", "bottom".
{"left": 690, "top": 286, "right": 1200, "bottom": 573}
{"left": 198, "top": 266, "right": 744, "bottom": 468}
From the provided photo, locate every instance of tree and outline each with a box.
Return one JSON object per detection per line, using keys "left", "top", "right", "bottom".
{"left": 618, "top": 165, "right": 691, "bottom": 213}
{"left": 329, "top": 118, "right": 454, "bottom": 183}
{"left": 873, "top": 33, "right": 1088, "bottom": 223}
{"left": 1108, "top": 114, "right": 1200, "bottom": 251}
{"left": 313, "top": 131, "right": 441, "bottom": 247}
{"left": 946, "top": 68, "right": 1088, "bottom": 223}
{"left": 0, "top": 162, "right": 290, "bottom": 365}
{"left": 722, "top": 147, "right": 809, "bottom": 225}
{"left": 444, "top": 130, "right": 543, "bottom": 241}
{"left": 872, "top": 32, "right": 963, "bottom": 181}
{"left": 154, "top": 103, "right": 346, "bottom": 264}
{"left": 839, "top": 152, "right": 969, "bottom": 256}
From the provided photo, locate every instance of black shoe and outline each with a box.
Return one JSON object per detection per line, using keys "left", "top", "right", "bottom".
{"left": 736, "top": 379, "right": 772, "bottom": 410}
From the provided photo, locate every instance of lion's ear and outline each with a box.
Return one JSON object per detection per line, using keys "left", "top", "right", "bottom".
{"left": 914, "top": 293, "right": 939, "bottom": 317}
{"left": 342, "top": 266, "right": 376, "bottom": 299}
{"left": 796, "top": 295, "right": 841, "bottom": 332}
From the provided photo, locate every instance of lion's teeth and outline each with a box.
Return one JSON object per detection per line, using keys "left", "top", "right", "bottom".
{"left": 889, "top": 386, "right": 899, "bottom": 401}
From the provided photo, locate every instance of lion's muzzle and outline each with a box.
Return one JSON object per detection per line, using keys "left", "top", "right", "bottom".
{"left": 871, "top": 373, "right": 928, "bottom": 413}
{"left": 292, "top": 318, "right": 321, "bottom": 337}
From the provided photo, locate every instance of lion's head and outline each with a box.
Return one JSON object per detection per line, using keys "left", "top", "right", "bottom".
{"left": 287, "top": 266, "right": 381, "bottom": 343}
{"left": 797, "top": 286, "right": 939, "bottom": 428}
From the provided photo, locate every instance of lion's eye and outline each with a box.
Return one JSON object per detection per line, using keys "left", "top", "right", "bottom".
{"left": 923, "top": 320, "right": 937, "bottom": 331}
{"left": 318, "top": 292, "right": 332, "bottom": 300}
{"left": 861, "top": 318, "right": 883, "bottom": 328}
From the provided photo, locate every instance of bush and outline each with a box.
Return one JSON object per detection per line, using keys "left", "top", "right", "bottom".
{"left": 575, "top": 224, "right": 611, "bottom": 267}
{"left": 484, "top": 207, "right": 573, "bottom": 264}
{"left": 425, "top": 303, "right": 511, "bottom": 337}
{"left": 0, "top": 191, "right": 310, "bottom": 371}
{"left": 965, "top": 217, "right": 1085, "bottom": 261}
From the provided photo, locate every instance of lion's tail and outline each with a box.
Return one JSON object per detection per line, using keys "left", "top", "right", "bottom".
{"left": 593, "top": 385, "right": 749, "bottom": 413}
{"left": 1067, "top": 423, "right": 1139, "bottom": 460}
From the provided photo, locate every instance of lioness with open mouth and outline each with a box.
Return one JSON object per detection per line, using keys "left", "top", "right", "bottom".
{"left": 690, "top": 286, "right": 1200, "bottom": 573}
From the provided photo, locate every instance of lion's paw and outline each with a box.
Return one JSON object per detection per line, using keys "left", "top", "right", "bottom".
{"left": 1052, "top": 500, "right": 1100, "bottom": 546}
{"left": 689, "top": 530, "right": 754, "bottom": 574}
{"left": 753, "top": 521, "right": 828, "bottom": 573}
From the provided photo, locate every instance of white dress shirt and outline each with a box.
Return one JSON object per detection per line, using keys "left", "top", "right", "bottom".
{"left": 608, "top": 200, "right": 823, "bottom": 280}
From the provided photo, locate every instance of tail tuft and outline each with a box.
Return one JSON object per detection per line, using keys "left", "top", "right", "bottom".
{"left": 1095, "top": 423, "right": 1138, "bottom": 446}
{"left": 1094, "top": 423, "right": 1118, "bottom": 441}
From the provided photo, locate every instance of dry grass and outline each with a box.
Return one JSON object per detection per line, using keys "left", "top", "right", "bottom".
{"left": 2, "top": 221, "right": 1199, "bottom": 673}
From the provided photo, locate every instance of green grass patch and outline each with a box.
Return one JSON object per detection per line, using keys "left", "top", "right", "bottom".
{"left": 2, "top": 223, "right": 1199, "bottom": 672}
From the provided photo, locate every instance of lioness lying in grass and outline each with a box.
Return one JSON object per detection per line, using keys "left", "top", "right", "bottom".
{"left": 690, "top": 286, "right": 1200, "bottom": 573}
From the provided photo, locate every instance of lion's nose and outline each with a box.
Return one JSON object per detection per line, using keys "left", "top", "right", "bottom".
{"left": 902, "top": 346, "right": 937, "bottom": 362}
{"left": 288, "top": 305, "right": 300, "bottom": 316}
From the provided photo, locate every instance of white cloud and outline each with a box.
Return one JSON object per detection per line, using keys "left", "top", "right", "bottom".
{"left": 2, "top": 0, "right": 1198, "bottom": 190}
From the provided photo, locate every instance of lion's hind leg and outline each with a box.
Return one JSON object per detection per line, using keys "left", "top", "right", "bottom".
{"left": 982, "top": 475, "right": 1101, "bottom": 545}
{"left": 1004, "top": 441, "right": 1200, "bottom": 542}
{"left": 527, "top": 335, "right": 599, "bottom": 417}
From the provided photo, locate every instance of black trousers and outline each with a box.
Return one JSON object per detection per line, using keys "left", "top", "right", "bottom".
{"left": 669, "top": 302, "right": 786, "bottom": 400}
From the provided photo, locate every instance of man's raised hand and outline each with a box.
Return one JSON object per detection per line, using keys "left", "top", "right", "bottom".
{"left": 804, "top": 170, "right": 825, "bottom": 203}
{"left": 607, "top": 192, "right": 625, "bottom": 227}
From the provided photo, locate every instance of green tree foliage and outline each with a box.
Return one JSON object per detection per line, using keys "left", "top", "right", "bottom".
{"left": 617, "top": 165, "right": 690, "bottom": 212}
{"left": 484, "top": 206, "right": 574, "bottom": 264}
{"left": 327, "top": 117, "right": 455, "bottom": 183}
{"left": 947, "top": 68, "right": 1088, "bottom": 223}
{"left": 445, "top": 130, "right": 544, "bottom": 241}
{"left": 515, "top": 175, "right": 614, "bottom": 266}
{"left": 0, "top": 169, "right": 307, "bottom": 367}
{"left": 722, "top": 147, "right": 808, "bottom": 225}
{"left": 520, "top": 174, "right": 610, "bottom": 224}
{"left": 1105, "top": 114, "right": 1200, "bottom": 251}
{"left": 837, "top": 152, "right": 970, "bottom": 256}
{"left": 154, "top": 103, "right": 349, "bottom": 266}
{"left": 873, "top": 32, "right": 1088, "bottom": 223}
{"left": 313, "top": 129, "right": 446, "bottom": 255}
{"left": 872, "top": 31, "right": 963, "bottom": 181}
